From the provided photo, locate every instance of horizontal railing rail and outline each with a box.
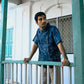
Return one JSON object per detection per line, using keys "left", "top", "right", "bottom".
{"left": 1, "top": 60, "right": 74, "bottom": 84}
{"left": 2, "top": 60, "right": 74, "bottom": 67}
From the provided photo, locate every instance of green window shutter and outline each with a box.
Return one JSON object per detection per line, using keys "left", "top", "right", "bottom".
{"left": 5, "top": 28, "right": 13, "bottom": 58}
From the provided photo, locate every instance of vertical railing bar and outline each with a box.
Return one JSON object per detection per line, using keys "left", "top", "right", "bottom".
{"left": 53, "top": 66, "right": 56, "bottom": 84}
{"left": 4, "top": 63, "right": 6, "bottom": 84}
{"left": 11, "top": 63, "right": 13, "bottom": 84}
{"left": 62, "top": 67, "right": 64, "bottom": 84}
{"left": 60, "top": 66, "right": 61, "bottom": 84}
{"left": 25, "top": 64, "right": 27, "bottom": 84}
{"left": 12, "top": 63, "right": 14, "bottom": 84}
{"left": 8, "top": 63, "right": 10, "bottom": 84}
{"left": 36, "top": 65, "right": 38, "bottom": 84}
{"left": 30, "top": 64, "right": 32, "bottom": 84}
{"left": 69, "top": 67, "right": 72, "bottom": 84}
{"left": 16, "top": 63, "right": 18, "bottom": 84}
{"left": 7, "top": 63, "right": 8, "bottom": 84}
{"left": 20, "top": 64, "right": 22, "bottom": 84}
{"left": 47, "top": 65, "right": 49, "bottom": 84}
{"left": 41, "top": 65, "right": 43, "bottom": 84}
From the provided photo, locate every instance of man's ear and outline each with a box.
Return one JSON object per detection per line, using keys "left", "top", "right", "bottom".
{"left": 35, "top": 21, "right": 38, "bottom": 25}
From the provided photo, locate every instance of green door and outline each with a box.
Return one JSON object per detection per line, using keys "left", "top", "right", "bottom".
{"left": 5, "top": 28, "right": 13, "bottom": 58}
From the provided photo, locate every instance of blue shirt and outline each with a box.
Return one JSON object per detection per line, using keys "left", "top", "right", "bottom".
{"left": 33, "top": 23, "right": 62, "bottom": 62}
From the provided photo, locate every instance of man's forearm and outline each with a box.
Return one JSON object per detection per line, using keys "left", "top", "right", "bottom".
{"left": 61, "top": 49, "right": 68, "bottom": 60}
{"left": 29, "top": 43, "right": 38, "bottom": 60}
{"left": 57, "top": 42, "right": 68, "bottom": 59}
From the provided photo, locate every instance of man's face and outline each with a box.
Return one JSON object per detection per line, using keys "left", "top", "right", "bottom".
{"left": 36, "top": 15, "right": 47, "bottom": 29}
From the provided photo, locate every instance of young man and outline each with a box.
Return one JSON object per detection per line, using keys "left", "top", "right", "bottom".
{"left": 23, "top": 12, "right": 69, "bottom": 84}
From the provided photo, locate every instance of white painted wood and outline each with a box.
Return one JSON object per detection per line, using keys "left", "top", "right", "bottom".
{"left": 11, "top": 63, "right": 14, "bottom": 84}
{"left": 20, "top": 64, "right": 22, "bottom": 84}
{"left": 25, "top": 64, "right": 27, "bottom": 84}
{"left": 47, "top": 65, "right": 49, "bottom": 84}
{"left": 36, "top": 65, "right": 38, "bottom": 84}
{"left": 69, "top": 67, "right": 72, "bottom": 84}
{"left": 62, "top": 67, "right": 64, "bottom": 84}
{"left": 41, "top": 65, "right": 43, "bottom": 84}
{"left": 16, "top": 63, "right": 18, "bottom": 84}
{"left": 53, "top": 66, "right": 56, "bottom": 84}
{"left": 4, "top": 64, "right": 6, "bottom": 84}
{"left": 30, "top": 64, "right": 32, "bottom": 84}
{"left": 8, "top": 63, "right": 10, "bottom": 84}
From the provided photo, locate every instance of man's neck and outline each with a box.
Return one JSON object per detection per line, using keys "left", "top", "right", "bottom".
{"left": 40, "top": 23, "right": 48, "bottom": 31}
{"left": 40, "top": 27, "right": 46, "bottom": 31}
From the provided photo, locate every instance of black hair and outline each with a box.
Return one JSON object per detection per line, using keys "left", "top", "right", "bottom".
{"left": 34, "top": 12, "right": 46, "bottom": 22}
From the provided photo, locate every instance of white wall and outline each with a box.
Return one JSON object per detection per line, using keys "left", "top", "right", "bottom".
{"left": 6, "top": 0, "right": 74, "bottom": 84}
{"left": 6, "top": 2, "right": 32, "bottom": 61}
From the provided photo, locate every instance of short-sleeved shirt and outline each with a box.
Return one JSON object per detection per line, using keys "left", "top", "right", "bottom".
{"left": 33, "top": 23, "right": 62, "bottom": 62}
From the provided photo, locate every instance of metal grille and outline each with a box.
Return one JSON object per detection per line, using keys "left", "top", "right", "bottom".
{"left": 48, "top": 15, "right": 73, "bottom": 54}
{"left": 47, "top": 18, "right": 56, "bottom": 27}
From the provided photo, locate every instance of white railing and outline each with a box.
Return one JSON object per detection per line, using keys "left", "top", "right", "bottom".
{"left": 2, "top": 60, "right": 74, "bottom": 84}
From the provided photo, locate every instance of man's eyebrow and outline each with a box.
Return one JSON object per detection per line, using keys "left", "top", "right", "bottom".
{"left": 38, "top": 18, "right": 42, "bottom": 19}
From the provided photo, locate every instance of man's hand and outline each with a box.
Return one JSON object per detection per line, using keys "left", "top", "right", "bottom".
{"left": 23, "top": 58, "right": 31, "bottom": 63}
{"left": 62, "top": 59, "right": 70, "bottom": 66}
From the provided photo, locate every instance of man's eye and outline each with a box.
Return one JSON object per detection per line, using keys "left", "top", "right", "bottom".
{"left": 43, "top": 17, "right": 46, "bottom": 19}
{"left": 39, "top": 18, "right": 42, "bottom": 21}
{"left": 38, "top": 17, "right": 46, "bottom": 21}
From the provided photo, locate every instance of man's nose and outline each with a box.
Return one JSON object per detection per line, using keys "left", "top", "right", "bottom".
{"left": 42, "top": 19, "right": 46, "bottom": 22}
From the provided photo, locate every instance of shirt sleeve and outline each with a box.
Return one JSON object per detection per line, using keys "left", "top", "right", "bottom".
{"left": 53, "top": 27, "right": 62, "bottom": 45}
{"left": 33, "top": 31, "right": 38, "bottom": 45}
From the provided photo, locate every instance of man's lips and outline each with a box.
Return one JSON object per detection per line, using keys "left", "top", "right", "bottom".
{"left": 42, "top": 22, "right": 46, "bottom": 25}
